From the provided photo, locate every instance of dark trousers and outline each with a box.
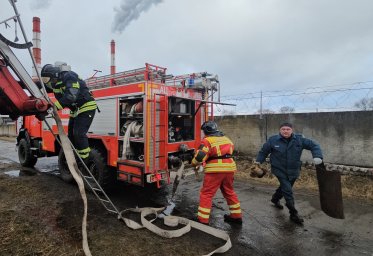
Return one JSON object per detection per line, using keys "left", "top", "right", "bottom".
{"left": 68, "top": 110, "right": 95, "bottom": 159}
{"left": 272, "top": 176, "right": 298, "bottom": 214}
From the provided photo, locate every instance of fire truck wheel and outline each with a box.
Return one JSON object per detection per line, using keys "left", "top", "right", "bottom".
{"left": 58, "top": 148, "right": 114, "bottom": 188}
{"left": 18, "top": 138, "right": 38, "bottom": 167}
{"left": 58, "top": 149, "right": 74, "bottom": 183}
{"left": 85, "top": 148, "right": 114, "bottom": 189}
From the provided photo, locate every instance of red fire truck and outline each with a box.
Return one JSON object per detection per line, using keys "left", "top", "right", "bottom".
{"left": 16, "top": 63, "right": 220, "bottom": 189}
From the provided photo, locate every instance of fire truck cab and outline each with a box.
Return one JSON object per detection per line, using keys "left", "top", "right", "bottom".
{"left": 17, "top": 63, "right": 219, "bottom": 189}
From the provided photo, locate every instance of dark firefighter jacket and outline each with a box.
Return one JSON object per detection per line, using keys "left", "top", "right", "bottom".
{"left": 256, "top": 133, "right": 323, "bottom": 179}
{"left": 192, "top": 132, "right": 236, "bottom": 173}
{"left": 52, "top": 71, "right": 97, "bottom": 117}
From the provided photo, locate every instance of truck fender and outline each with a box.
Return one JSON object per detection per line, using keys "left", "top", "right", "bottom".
{"left": 16, "top": 128, "right": 31, "bottom": 146}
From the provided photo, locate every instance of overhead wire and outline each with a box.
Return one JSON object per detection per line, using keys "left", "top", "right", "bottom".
{"left": 217, "top": 81, "right": 373, "bottom": 114}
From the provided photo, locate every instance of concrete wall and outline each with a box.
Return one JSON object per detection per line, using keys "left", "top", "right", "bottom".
{"left": 215, "top": 111, "right": 373, "bottom": 167}
{"left": 1, "top": 111, "right": 372, "bottom": 166}
{"left": 0, "top": 124, "right": 16, "bottom": 137}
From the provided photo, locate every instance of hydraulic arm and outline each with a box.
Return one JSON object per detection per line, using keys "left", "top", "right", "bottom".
{"left": 0, "top": 34, "right": 49, "bottom": 119}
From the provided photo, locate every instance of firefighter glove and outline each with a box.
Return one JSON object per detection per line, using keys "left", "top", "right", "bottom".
{"left": 313, "top": 157, "right": 323, "bottom": 165}
{"left": 250, "top": 162, "right": 267, "bottom": 178}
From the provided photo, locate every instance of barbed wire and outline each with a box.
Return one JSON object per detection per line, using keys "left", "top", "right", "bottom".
{"left": 218, "top": 81, "right": 373, "bottom": 114}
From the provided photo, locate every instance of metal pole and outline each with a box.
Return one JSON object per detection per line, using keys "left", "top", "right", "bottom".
{"left": 259, "top": 90, "right": 263, "bottom": 119}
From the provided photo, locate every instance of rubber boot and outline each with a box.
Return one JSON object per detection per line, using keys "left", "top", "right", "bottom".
{"left": 224, "top": 214, "right": 243, "bottom": 224}
{"left": 290, "top": 213, "right": 304, "bottom": 225}
{"left": 271, "top": 191, "right": 284, "bottom": 210}
{"left": 193, "top": 217, "right": 209, "bottom": 225}
{"left": 286, "top": 201, "right": 304, "bottom": 225}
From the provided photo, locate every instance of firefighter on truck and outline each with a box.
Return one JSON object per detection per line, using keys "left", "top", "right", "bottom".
{"left": 41, "top": 61, "right": 98, "bottom": 166}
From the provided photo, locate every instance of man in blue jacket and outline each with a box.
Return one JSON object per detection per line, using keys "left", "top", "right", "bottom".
{"left": 254, "top": 122, "right": 323, "bottom": 224}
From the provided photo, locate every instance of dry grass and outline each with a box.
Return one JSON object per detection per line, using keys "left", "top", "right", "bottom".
{"left": 235, "top": 159, "right": 373, "bottom": 201}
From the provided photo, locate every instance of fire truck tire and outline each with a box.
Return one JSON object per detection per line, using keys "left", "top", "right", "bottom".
{"left": 85, "top": 148, "right": 114, "bottom": 189}
{"left": 18, "top": 138, "right": 37, "bottom": 167}
{"left": 58, "top": 148, "right": 114, "bottom": 189}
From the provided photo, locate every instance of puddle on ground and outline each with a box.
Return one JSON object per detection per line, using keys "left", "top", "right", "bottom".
{"left": 0, "top": 159, "right": 16, "bottom": 165}
{"left": 39, "top": 168, "right": 60, "bottom": 175}
{"left": 3, "top": 167, "right": 43, "bottom": 177}
{"left": 4, "top": 170, "right": 20, "bottom": 177}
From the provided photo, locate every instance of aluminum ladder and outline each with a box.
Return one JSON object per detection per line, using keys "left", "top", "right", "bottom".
{"left": 79, "top": 165, "right": 120, "bottom": 215}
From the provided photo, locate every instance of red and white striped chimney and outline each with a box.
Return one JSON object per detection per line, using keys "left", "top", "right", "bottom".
{"left": 32, "top": 17, "right": 41, "bottom": 78}
{"left": 110, "top": 39, "right": 116, "bottom": 75}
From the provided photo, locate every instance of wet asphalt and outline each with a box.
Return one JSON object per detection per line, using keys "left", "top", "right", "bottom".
{"left": 0, "top": 138, "right": 372, "bottom": 256}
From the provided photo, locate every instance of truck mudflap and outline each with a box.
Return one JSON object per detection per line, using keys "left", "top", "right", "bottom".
{"left": 316, "top": 163, "right": 345, "bottom": 219}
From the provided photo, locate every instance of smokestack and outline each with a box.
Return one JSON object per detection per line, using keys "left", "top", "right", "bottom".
{"left": 32, "top": 17, "right": 41, "bottom": 78}
{"left": 110, "top": 39, "right": 116, "bottom": 75}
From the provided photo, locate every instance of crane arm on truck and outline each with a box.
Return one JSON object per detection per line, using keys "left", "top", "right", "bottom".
{"left": 0, "top": 33, "right": 49, "bottom": 120}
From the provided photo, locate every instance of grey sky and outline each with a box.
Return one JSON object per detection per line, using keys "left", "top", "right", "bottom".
{"left": 1, "top": 0, "right": 373, "bottom": 104}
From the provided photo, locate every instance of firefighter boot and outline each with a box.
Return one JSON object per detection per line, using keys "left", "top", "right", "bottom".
{"left": 193, "top": 217, "right": 209, "bottom": 226}
{"left": 286, "top": 201, "right": 304, "bottom": 225}
{"left": 224, "top": 214, "right": 243, "bottom": 225}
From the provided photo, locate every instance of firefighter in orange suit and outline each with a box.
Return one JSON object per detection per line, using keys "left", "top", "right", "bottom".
{"left": 191, "top": 121, "right": 242, "bottom": 225}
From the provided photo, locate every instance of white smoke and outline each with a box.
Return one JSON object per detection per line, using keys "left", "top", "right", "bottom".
{"left": 29, "top": 0, "right": 53, "bottom": 10}
{"left": 112, "top": 0, "right": 163, "bottom": 33}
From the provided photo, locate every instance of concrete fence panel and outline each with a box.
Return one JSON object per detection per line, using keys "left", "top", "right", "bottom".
{"left": 0, "top": 124, "right": 16, "bottom": 137}
{"left": 215, "top": 111, "right": 373, "bottom": 167}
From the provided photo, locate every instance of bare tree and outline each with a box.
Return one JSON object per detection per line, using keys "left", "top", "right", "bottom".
{"left": 279, "top": 106, "right": 295, "bottom": 113}
{"left": 256, "top": 108, "right": 275, "bottom": 114}
{"left": 354, "top": 98, "right": 373, "bottom": 110}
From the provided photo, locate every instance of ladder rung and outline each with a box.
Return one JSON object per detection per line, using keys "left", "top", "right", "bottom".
{"left": 78, "top": 169, "right": 120, "bottom": 215}
{"left": 105, "top": 208, "right": 118, "bottom": 214}
{"left": 92, "top": 187, "right": 105, "bottom": 193}
{"left": 99, "top": 198, "right": 110, "bottom": 204}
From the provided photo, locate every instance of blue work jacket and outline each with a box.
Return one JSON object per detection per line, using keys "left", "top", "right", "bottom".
{"left": 256, "top": 133, "right": 323, "bottom": 179}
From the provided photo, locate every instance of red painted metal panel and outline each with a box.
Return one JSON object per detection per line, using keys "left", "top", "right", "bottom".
{"left": 91, "top": 83, "right": 144, "bottom": 98}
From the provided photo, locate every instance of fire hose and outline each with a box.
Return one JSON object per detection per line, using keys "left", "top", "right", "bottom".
{"left": 51, "top": 114, "right": 232, "bottom": 255}
{"left": 118, "top": 207, "right": 232, "bottom": 256}
{"left": 121, "top": 121, "right": 143, "bottom": 159}
{"left": 117, "top": 163, "right": 232, "bottom": 255}
{"left": 50, "top": 108, "right": 92, "bottom": 256}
